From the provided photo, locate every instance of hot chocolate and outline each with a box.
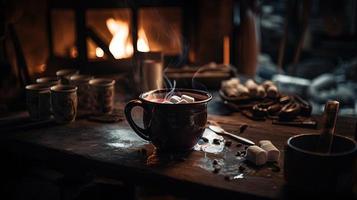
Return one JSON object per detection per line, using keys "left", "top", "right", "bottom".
{"left": 125, "top": 89, "right": 212, "bottom": 152}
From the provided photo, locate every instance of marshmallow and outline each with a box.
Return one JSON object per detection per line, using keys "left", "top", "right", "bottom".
{"left": 228, "top": 78, "right": 240, "bottom": 87}
{"left": 181, "top": 95, "right": 195, "bottom": 103}
{"left": 267, "top": 85, "right": 278, "bottom": 98}
{"left": 245, "top": 145, "right": 267, "bottom": 166}
{"left": 259, "top": 140, "right": 280, "bottom": 162}
{"left": 256, "top": 85, "right": 266, "bottom": 98}
{"left": 221, "top": 78, "right": 240, "bottom": 90}
{"left": 245, "top": 79, "right": 258, "bottom": 97}
{"left": 221, "top": 81, "right": 230, "bottom": 90}
{"left": 177, "top": 99, "right": 188, "bottom": 104}
{"left": 225, "top": 87, "right": 239, "bottom": 97}
{"left": 169, "top": 95, "right": 181, "bottom": 104}
{"left": 236, "top": 84, "right": 249, "bottom": 96}
{"left": 262, "top": 80, "right": 274, "bottom": 90}
{"left": 258, "top": 140, "right": 271, "bottom": 146}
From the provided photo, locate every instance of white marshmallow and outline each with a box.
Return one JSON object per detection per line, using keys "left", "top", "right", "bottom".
{"left": 221, "top": 78, "right": 239, "bottom": 91}
{"left": 259, "top": 140, "right": 280, "bottom": 162}
{"left": 246, "top": 145, "right": 267, "bottom": 166}
{"left": 169, "top": 95, "right": 181, "bottom": 104}
{"left": 256, "top": 85, "right": 266, "bottom": 98}
{"left": 262, "top": 80, "right": 274, "bottom": 90}
{"left": 267, "top": 85, "right": 278, "bottom": 98}
{"left": 225, "top": 87, "right": 239, "bottom": 97}
{"left": 181, "top": 95, "right": 195, "bottom": 103}
{"left": 177, "top": 99, "right": 188, "bottom": 104}
{"left": 258, "top": 140, "right": 271, "bottom": 146}
{"left": 236, "top": 84, "right": 249, "bottom": 96}
{"left": 228, "top": 78, "right": 240, "bottom": 87}
{"left": 245, "top": 79, "right": 258, "bottom": 97}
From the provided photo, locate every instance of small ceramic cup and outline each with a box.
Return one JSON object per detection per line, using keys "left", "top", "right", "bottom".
{"left": 56, "top": 69, "right": 79, "bottom": 84}
{"left": 50, "top": 85, "right": 78, "bottom": 123}
{"left": 25, "top": 83, "right": 52, "bottom": 121}
{"left": 89, "top": 78, "right": 115, "bottom": 114}
{"left": 36, "top": 77, "right": 60, "bottom": 86}
{"left": 69, "top": 74, "right": 93, "bottom": 113}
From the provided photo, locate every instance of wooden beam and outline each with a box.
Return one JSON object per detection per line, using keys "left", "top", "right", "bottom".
{"left": 87, "top": 27, "right": 115, "bottom": 60}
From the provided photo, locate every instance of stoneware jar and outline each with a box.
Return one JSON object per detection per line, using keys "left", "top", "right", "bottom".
{"left": 25, "top": 83, "right": 52, "bottom": 121}
{"left": 89, "top": 78, "right": 115, "bottom": 114}
{"left": 50, "top": 85, "right": 78, "bottom": 123}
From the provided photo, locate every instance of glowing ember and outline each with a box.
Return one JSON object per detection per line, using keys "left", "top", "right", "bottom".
{"left": 95, "top": 47, "right": 104, "bottom": 58}
{"left": 105, "top": 18, "right": 150, "bottom": 59}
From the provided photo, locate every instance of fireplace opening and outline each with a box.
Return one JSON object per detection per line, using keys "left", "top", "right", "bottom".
{"left": 47, "top": 1, "right": 185, "bottom": 73}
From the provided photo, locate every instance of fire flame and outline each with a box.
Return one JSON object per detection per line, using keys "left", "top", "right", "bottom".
{"left": 96, "top": 47, "right": 104, "bottom": 58}
{"left": 137, "top": 28, "right": 150, "bottom": 52}
{"left": 105, "top": 18, "right": 150, "bottom": 59}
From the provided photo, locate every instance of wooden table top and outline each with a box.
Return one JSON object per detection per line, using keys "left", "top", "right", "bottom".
{"left": 0, "top": 93, "right": 356, "bottom": 200}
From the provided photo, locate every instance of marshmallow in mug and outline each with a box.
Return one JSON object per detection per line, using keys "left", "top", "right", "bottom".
{"left": 168, "top": 94, "right": 195, "bottom": 104}
{"left": 181, "top": 95, "right": 195, "bottom": 103}
{"left": 169, "top": 95, "right": 181, "bottom": 104}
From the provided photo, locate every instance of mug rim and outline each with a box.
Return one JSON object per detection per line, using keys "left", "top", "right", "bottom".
{"left": 26, "top": 83, "right": 51, "bottom": 91}
{"left": 89, "top": 78, "right": 115, "bottom": 86}
{"left": 51, "top": 85, "right": 77, "bottom": 92}
{"left": 36, "top": 77, "right": 59, "bottom": 83}
{"left": 56, "top": 69, "right": 79, "bottom": 76}
{"left": 139, "top": 88, "right": 212, "bottom": 105}
{"left": 287, "top": 133, "right": 357, "bottom": 157}
{"left": 70, "top": 74, "right": 93, "bottom": 82}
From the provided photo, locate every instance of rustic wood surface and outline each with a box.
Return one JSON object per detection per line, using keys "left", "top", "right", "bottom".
{"left": 0, "top": 92, "right": 356, "bottom": 200}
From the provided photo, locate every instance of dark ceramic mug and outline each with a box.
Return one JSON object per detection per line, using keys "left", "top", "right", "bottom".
{"left": 125, "top": 89, "right": 212, "bottom": 152}
{"left": 284, "top": 134, "right": 357, "bottom": 196}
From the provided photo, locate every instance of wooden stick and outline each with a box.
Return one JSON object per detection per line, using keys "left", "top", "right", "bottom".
{"left": 86, "top": 27, "right": 115, "bottom": 60}
{"left": 317, "top": 101, "right": 339, "bottom": 153}
{"left": 293, "top": 0, "right": 311, "bottom": 65}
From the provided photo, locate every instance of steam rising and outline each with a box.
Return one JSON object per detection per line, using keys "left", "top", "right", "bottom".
{"left": 191, "top": 65, "right": 209, "bottom": 92}
{"left": 163, "top": 75, "right": 176, "bottom": 100}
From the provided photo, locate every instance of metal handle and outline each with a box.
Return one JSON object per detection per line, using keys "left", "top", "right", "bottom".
{"left": 124, "top": 100, "right": 150, "bottom": 141}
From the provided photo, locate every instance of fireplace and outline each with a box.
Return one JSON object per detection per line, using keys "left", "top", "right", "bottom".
{"left": 47, "top": 0, "right": 188, "bottom": 73}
